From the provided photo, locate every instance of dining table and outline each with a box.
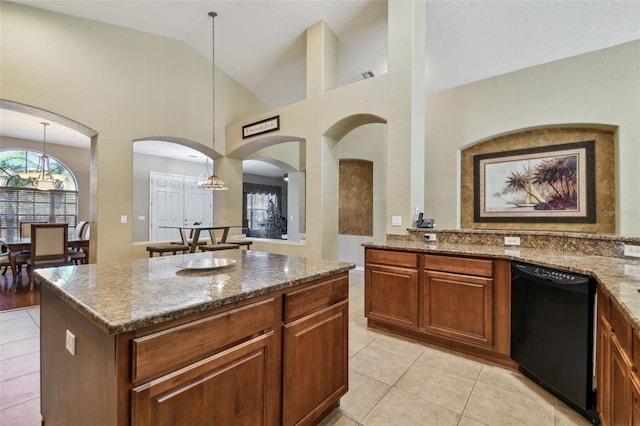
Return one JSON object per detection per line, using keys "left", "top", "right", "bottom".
{"left": 1, "top": 236, "right": 89, "bottom": 290}
{"left": 159, "top": 224, "right": 243, "bottom": 253}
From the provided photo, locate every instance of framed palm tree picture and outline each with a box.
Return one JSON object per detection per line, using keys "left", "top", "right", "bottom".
{"left": 473, "top": 140, "right": 595, "bottom": 223}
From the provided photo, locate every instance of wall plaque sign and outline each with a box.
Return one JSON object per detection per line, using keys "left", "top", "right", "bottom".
{"left": 242, "top": 116, "right": 280, "bottom": 139}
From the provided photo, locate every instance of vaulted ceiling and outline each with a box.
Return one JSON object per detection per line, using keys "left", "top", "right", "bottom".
{"left": 2, "top": 0, "right": 639, "bottom": 176}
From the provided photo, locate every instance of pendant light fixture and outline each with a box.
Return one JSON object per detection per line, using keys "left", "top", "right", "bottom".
{"left": 18, "top": 122, "right": 66, "bottom": 190}
{"left": 198, "top": 11, "right": 228, "bottom": 191}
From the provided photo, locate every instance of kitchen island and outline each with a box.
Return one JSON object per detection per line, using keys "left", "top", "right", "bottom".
{"left": 37, "top": 249, "right": 355, "bottom": 426}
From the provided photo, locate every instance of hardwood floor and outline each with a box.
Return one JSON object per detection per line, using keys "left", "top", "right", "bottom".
{"left": 0, "top": 268, "right": 40, "bottom": 311}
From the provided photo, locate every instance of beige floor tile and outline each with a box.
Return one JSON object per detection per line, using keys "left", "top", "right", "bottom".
{"left": 0, "top": 324, "right": 40, "bottom": 345}
{"left": 318, "top": 409, "right": 360, "bottom": 426}
{"left": 476, "top": 364, "right": 555, "bottom": 404}
{"left": 349, "top": 321, "right": 380, "bottom": 350}
{"left": 0, "top": 336, "right": 39, "bottom": 361}
{"left": 554, "top": 399, "right": 594, "bottom": 426}
{"left": 368, "top": 333, "right": 426, "bottom": 361}
{"left": 0, "top": 397, "right": 41, "bottom": 426}
{"left": 338, "top": 369, "right": 390, "bottom": 422}
{"left": 464, "top": 381, "right": 555, "bottom": 426}
{"left": 458, "top": 416, "right": 489, "bottom": 426}
{"left": 0, "top": 309, "right": 29, "bottom": 322}
{"left": 362, "top": 388, "right": 459, "bottom": 426}
{"left": 349, "top": 340, "right": 367, "bottom": 359}
{"left": 26, "top": 307, "right": 40, "bottom": 327}
{"left": 0, "top": 371, "right": 40, "bottom": 411}
{"left": 349, "top": 345, "right": 415, "bottom": 385}
{"left": 395, "top": 361, "right": 475, "bottom": 414}
{"left": 416, "top": 346, "right": 483, "bottom": 380}
{"left": 0, "top": 316, "right": 37, "bottom": 331}
{"left": 0, "top": 351, "right": 40, "bottom": 382}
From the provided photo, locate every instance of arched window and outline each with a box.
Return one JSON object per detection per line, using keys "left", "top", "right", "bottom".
{"left": 0, "top": 149, "right": 79, "bottom": 239}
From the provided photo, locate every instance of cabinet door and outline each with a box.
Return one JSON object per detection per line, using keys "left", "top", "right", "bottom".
{"left": 631, "top": 374, "right": 640, "bottom": 426}
{"left": 283, "top": 300, "right": 348, "bottom": 426}
{"left": 365, "top": 264, "right": 418, "bottom": 328}
{"left": 610, "top": 335, "right": 632, "bottom": 426}
{"left": 422, "top": 270, "right": 494, "bottom": 349}
{"left": 597, "top": 312, "right": 612, "bottom": 426}
{"left": 132, "top": 332, "right": 275, "bottom": 426}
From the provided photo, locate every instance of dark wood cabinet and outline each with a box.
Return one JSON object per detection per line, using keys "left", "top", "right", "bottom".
{"left": 283, "top": 300, "right": 348, "bottom": 425}
{"left": 596, "top": 288, "right": 640, "bottom": 426}
{"left": 365, "top": 263, "right": 418, "bottom": 328}
{"left": 611, "top": 336, "right": 632, "bottom": 425}
{"left": 364, "top": 248, "right": 510, "bottom": 365}
{"left": 422, "top": 270, "right": 493, "bottom": 349}
{"left": 132, "top": 332, "right": 275, "bottom": 426}
{"left": 597, "top": 290, "right": 612, "bottom": 426}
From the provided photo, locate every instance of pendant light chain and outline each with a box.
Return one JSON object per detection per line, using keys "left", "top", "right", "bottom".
{"left": 198, "top": 11, "right": 228, "bottom": 190}
{"left": 210, "top": 11, "right": 216, "bottom": 150}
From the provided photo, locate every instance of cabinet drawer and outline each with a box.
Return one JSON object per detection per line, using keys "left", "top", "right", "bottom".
{"left": 366, "top": 249, "right": 418, "bottom": 268}
{"left": 424, "top": 254, "right": 493, "bottom": 278}
{"left": 611, "top": 302, "right": 632, "bottom": 355}
{"left": 284, "top": 274, "right": 348, "bottom": 322}
{"left": 132, "top": 298, "right": 275, "bottom": 383}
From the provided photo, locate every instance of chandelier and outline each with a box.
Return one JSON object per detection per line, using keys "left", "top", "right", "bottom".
{"left": 18, "top": 122, "right": 66, "bottom": 190}
{"left": 198, "top": 11, "right": 228, "bottom": 191}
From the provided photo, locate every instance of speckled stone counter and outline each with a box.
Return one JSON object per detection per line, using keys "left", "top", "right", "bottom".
{"left": 36, "top": 250, "right": 355, "bottom": 334}
{"left": 363, "top": 237, "right": 640, "bottom": 334}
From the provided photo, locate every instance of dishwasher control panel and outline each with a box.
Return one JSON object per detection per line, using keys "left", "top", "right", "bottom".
{"left": 513, "top": 262, "right": 590, "bottom": 285}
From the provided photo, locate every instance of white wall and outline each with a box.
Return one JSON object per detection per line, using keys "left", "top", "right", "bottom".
{"left": 425, "top": 41, "right": 640, "bottom": 236}
{"left": 1, "top": 2, "right": 269, "bottom": 261}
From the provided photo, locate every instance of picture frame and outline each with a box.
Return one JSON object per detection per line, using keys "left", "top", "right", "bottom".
{"left": 242, "top": 115, "right": 280, "bottom": 139}
{"left": 473, "top": 140, "right": 596, "bottom": 223}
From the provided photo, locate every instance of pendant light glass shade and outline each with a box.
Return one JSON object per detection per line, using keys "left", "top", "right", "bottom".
{"left": 197, "top": 158, "right": 228, "bottom": 190}
{"left": 198, "top": 11, "right": 228, "bottom": 191}
{"left": 19, "top": 122, "right": 67, "bottom": 190}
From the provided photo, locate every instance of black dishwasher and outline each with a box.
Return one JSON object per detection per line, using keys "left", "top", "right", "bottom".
{"left": 511, "top": 262, "right": 599, "bottom": 424}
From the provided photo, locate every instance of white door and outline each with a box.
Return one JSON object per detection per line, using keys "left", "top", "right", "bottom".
{"left": 184, "top": 177, "right": 213, "bottom": 227}
{"left": 149, "top": 173, "right": 213, "bottom": 242}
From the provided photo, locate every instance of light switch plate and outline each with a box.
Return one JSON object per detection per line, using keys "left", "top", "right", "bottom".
{"left": 391, "top": 216, "right": 402, "bottom": 226}
{"left": 66, "top": 329, "right": 76, "bottom": 356}
{"left": 120, "top": 215, "right": 128, "bottom": 224}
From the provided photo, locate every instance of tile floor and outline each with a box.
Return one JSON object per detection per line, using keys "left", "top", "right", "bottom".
{"left": 0, "top": 270, "right": 593, "bottom": 425}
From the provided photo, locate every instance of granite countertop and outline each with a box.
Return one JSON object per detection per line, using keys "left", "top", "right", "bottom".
{"left": 37, "top": 250, "right": 355, "bottom": 335}
{"left": 364, "top": 240, "right": 640, "bottom": 332}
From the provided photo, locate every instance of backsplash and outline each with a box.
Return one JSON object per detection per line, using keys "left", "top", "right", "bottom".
{"left": 392, "top": 229, "right": 640, "bottom": 259}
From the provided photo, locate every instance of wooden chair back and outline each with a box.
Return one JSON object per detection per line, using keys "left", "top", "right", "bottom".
{"left": 20, "top": 221, "right": 47, "bottom": 237}
{"left": 30, "top": 223, "right": 69, "bottom": 267}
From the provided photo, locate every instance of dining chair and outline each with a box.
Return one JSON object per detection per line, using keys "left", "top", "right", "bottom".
{"left": 69, "top": 221, "right": 88, "bottom": 264}
{"left": 2, "top": 249, "right": 29, "bottom": 290}
{"left": 19, "top": 221, "right": 47, "bottom": 238}
{"left": 26, "top": 223, "right": 70, "bottom": 290}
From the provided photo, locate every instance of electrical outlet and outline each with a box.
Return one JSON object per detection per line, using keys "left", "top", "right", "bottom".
{"left": 424, "top": 233, "right": 437, "bottom": 242}
{"left": 624, "top": 244, "right": 640, "bottom": 258}
{"left": 624, "top": 264, "right": 640, "bottom": 277}
{"left": 391, "top": 216, "right": 402, "bottom": 226}
{"left": 66, "top": 329, "right": 76, "bottom": 356}
{"left": 504, "top": 236, "right": 521, "bottom": 246}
